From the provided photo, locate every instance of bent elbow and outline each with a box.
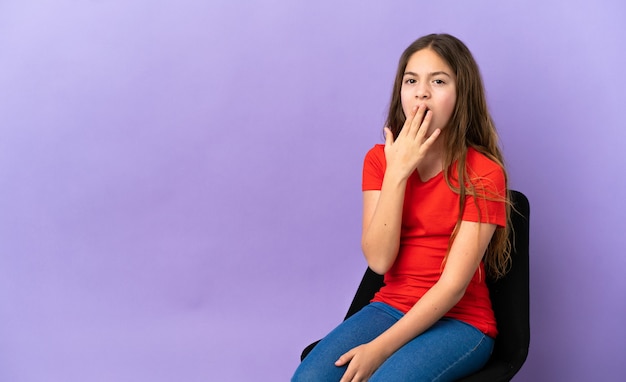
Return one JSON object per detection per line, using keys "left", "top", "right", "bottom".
{"left": 361, "top": 241, "right": 396, "bottom": 275}
{"left": 368, "top": 262, "right": 390, "bottom": 275}
{"left": 361, "top": 248, "right": 392, "bottom": 275}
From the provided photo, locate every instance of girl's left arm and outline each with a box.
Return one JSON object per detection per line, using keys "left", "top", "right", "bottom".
{"left": 336, "top": 220, "right": 497, "bottom": 382}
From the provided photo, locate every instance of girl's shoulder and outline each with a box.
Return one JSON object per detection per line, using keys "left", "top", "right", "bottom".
{"left": 466, "top": 147, "right": 503, "bottom": 174}
{"left": 465, "top": 148, "right": 506, "bottom": 190}
{"left": 368, "top": 143, "right": 385, "bottom": 155}
{"left": 362, "top": 144, "right": 387, "bottom": 188}
{"left": 364, "top": 144, "right": 386, "bottom": 163}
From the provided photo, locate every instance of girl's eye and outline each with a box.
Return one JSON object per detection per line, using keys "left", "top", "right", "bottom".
{"left": 404, "top": 78, "right": 416, "bottom": 84}
{"left": 433, "top": 79, "right": 445, "bottom": 85}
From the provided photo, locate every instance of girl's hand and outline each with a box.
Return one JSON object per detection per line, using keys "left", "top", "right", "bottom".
{"left": 335, "top": 342, "right": 388, "bottom": 382}
{"left": 384, "top": 104, "right": 440, "bottom": 180}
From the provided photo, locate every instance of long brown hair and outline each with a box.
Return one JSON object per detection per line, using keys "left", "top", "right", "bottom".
{"left": 384, "top": 33, "right": 511, "bottom": 279}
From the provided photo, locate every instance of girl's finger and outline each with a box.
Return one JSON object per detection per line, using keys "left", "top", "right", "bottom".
{"left": 408, "top": 105, "right": 427, "bottom": 138}
{"left": 335, "top": 349, "right": 354, "bottom": 366}
{"left": 384, "top": 127, "right": 394, "bottom": 147}
{"left": 414, "top": 109, "right": 432, "bottom": 140}
{"left": 399, "top": 105, "right": 418, "bottom": 137}
{"left": 339, "top": 364, "right": 357, "bottom": 382}
{"left": 422, "top": 127, "right": 441, "bottom": 149}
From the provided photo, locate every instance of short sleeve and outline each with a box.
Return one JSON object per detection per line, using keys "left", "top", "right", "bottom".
{"left": 362, "top": 145, "right": 386, "bottom": 191}
{"left": 462, "top": 159, "right": 507, "bottom": 227}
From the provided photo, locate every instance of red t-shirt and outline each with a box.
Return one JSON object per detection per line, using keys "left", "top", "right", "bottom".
{"left": 362, "top": 144, "right": 506, "bottom": 338}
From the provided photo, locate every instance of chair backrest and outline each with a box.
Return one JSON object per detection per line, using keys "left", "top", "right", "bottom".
{"left": 463, "top": 190, "right": 530, "bottom": 380}
{"left": 339, "top": 190, "right": 530, "bottom": 381}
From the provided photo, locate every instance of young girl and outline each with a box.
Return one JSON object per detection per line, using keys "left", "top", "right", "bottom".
{"left": 292, "top": 33, "right": 511, "bottom": 382}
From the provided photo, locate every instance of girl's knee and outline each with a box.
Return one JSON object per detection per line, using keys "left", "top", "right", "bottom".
{"left": 292, "top": 363, "right": 343, "bottom": 382}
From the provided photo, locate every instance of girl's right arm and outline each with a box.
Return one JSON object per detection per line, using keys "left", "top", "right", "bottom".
{"left": 361, "top": 180, "right": 406, "bottom": 274}
{"left": 361, "top": 105, "right": 440, "bottom": 274}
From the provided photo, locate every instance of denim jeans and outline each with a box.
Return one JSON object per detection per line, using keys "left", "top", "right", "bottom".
{"left": 292, "top": 302, "right": 494, "bottom": 382}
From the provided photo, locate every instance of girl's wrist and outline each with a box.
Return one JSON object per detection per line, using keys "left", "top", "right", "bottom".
{"left": 369, "top": 336, "right": 397, "bottom": 360}
{"left": 383, "top": 167, "right": 412, "bottom": 185}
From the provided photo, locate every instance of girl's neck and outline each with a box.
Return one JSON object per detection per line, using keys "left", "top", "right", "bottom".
{"left": 417, "top": 138, "right": 445, "bottom": 182}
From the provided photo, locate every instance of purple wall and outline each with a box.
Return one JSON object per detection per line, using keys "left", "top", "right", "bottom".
{"left": 1, "top": 0, "right": 624, "bottom": 381}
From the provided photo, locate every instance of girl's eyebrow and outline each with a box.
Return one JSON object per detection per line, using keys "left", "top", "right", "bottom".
{"left": 403, "top": 71, "right": 453, "bottom": 78}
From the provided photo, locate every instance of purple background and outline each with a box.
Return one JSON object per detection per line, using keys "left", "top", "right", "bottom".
{"left": 1, "top": 0, "right": 624, "bottom": 381}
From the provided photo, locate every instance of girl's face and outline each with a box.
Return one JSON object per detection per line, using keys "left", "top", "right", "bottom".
{"left": 400, "top": 48, "right": 457, "bottom": 135}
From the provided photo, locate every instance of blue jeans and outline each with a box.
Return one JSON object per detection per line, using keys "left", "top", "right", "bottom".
{"left": 292, "top": 302, "right": 494, "bottom": 382}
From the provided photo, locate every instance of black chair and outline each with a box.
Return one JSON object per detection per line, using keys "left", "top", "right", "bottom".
{"left": 301, "top": 190, "right": 530, "bottom": 381}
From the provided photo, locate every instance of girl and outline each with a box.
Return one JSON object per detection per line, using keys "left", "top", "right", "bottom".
{"left": 292, "top": 33, "right": 511, "bottom": 382}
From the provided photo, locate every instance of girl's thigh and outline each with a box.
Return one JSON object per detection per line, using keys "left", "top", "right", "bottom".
{"left": 291, "top": 302, "right": 401, "bottom": 382}
{"left": 371, "top": 318, "right": 494, "bottom": 382}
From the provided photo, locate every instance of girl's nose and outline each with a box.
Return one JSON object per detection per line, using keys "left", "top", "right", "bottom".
{"left": 415, "top": 85, "right": 430, "bottom": 99}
